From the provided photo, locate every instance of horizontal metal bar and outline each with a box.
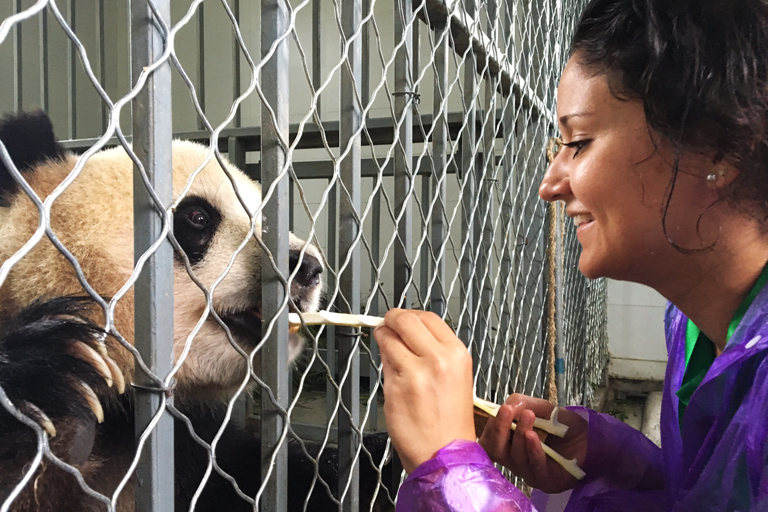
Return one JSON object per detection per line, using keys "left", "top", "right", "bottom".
{"left": 246, "top": 158, "right": 460, "bottom": 180}
{"left": 60, "top": 110, "right": 519, "bottom": 153}
{"left": 247, "top": 419, "right": 383, "bottom": 443}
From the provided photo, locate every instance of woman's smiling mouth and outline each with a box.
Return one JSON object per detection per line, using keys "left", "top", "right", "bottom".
{"left": 571, "top": 213, "right": 595, "bottom": 230}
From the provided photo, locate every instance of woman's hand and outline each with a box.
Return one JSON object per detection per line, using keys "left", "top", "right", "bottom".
{"left": 374, "top": 309, "right": 476, "bottom": 474}
{"left": 478, "top": 394, "right": 588, "bottom": 493}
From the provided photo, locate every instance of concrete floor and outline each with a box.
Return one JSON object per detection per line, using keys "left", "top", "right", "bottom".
{"left": 289, "top": 389, "right": 388, "bottom": 432}
{"left": 262, "top": 379, "right": 665, "bottom": 447}
{"left": 604, "top": 391, "right": 662, "bottom": 447}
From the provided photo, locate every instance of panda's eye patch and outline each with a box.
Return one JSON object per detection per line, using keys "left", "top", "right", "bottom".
{"left": 185, "top": 209, "right": 210, "bottom": 229}
{"left": 174, "top": 196, "right": 222, "bottom": 266}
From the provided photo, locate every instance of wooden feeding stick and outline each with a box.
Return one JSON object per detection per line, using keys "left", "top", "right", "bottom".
{"left": 473, "top": 396, "right": 585, "bottom": 480}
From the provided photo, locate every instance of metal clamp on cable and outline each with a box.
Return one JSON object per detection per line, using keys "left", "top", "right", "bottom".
{"left": 335, "top": 329, "right": 367, "bottom": 339}
{"left": 392, "top": 90, "right": 421, "bottom": 106}
{"left": 130, "top": 382, "right": 175, "bottom": 398}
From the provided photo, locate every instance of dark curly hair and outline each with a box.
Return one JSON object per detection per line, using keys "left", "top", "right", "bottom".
{"left": 571, "top": 0, "right": 768, "bottom": 237}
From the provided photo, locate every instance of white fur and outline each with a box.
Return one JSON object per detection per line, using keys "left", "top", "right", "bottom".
{"left": 0, "top": 141, "right": 322, "bottom": 402}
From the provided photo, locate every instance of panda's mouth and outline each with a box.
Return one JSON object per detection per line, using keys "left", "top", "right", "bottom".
{"left": 219, "top": 306, "right": 301, "bottom": 346}
{"left": 220, "top": 308, "right": 263, "bottom": 345}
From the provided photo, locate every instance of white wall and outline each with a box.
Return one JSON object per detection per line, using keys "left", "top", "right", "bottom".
{"left": 607, "top": 279, "right": 668, "bottom": 381}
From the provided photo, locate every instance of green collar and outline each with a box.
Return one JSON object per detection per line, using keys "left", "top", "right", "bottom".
{"left": 677, "top": 263, "right": 768, "bottom": 428}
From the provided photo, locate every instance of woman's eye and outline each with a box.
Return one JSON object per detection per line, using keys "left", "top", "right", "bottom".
{"left": 564, "top": 139, "right": 591, "bottom": 158}
{"left": 186, "top": 209, "right": 209, "bottom": 229}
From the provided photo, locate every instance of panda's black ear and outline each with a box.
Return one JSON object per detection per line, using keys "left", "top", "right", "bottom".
{"left": 0, "top": 110, "right": 65, "bottom": 206}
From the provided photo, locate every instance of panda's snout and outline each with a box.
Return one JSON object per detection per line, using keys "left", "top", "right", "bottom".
{"left": 289, "top": 251, "right": 323, "bottom": 288}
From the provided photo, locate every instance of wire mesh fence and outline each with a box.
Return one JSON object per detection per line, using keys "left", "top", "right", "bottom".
{"left": 0, "top": 0, "right": 607, "bottom": 510}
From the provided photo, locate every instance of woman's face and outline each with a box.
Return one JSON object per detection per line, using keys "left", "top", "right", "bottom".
{"left": 539, "top": 57, "right": 718, "bottom": 282}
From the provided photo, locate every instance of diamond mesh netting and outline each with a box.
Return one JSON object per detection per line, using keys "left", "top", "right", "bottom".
{"left": 0, "top": 0, "right": 606, "bottom": 509}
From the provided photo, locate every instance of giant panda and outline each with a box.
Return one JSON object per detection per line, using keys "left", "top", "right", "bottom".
{"left": 0, "top": 112, "right": 393, "bottom": 512}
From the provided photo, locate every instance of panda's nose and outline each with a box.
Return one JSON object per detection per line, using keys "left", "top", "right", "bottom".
{"left": 289, "top": 251, "right": 323, "bottom": 287}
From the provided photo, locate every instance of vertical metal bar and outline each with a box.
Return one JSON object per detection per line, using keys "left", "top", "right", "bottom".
{"left": 394, "top": 0, "right": 413, "bottom": 310}
{"left": 555, "top": 200, "right": 566, "bottom": 406}
{"left": 126, "top": 0, "right": 133, "bottom": 105}
{"left": 228, "top": 136, "right": 247, "bottom": 171}
{"left": 289, "top": 176, "right": 294, "bottom": 231}
{"left": 68, "top": 0, "right": 76, "bottom": 138}
{"left": 498, "top": 2, "right": 515, "bottom": 394}
{"left": 391, "top": 0, "right": 414, "bottom": 489}
{"left": 131, "top": 0, "right": 174, "bottom": 510}
{"left": 39, "top": 8, "right": 49, "bottom": 112}
{"left": 361, "top": 0, "right": 370, "bottom": 109}
{"left": 430, "top": 19, "right": 448, "bottom": 318}
{"left": 325, "top": 181, "right": 337, "bottom": 421}
{"left": 368, "top": 185, "right": 381, "bottom": 431}
{"left": 232, "top": 0, "right": 242, "bottom": 127}
{"left": 416, "top": 2, "right": 428, "bottom": 307}
{"left": 312, "top": 0, "right": 321, "bottom": 117}
{"left": 339, "top": 0, "right": 362, "bottom": 507}
{"left": 228, "top": 137, "right": 248, "bottom": 430}
{"left": 412, "top": 12, "right": 419, "bottom": 96}
{"left": 477, "top": 0, "right": 498, "bottom": 397}
{"left": 196, "top": 6, "right": 206, "bottom": 130}
{"left": 514, "top": 113, "right": 538, "bottom": 395}
{"left": 98, "top": 0, "right": 107, "bottom": 131}
{"left": 413, "top": 14, "right": 425, "bottom": 304}
{"left": 260, "top": 0, "right": 291, "bottom": 508}
{"left": 419, "top": 173, "right": 430, "bottom": 307}
{"left": 458, "top": 0, "right": 477, "bottom": 351}
{"left": 13, "top": 0, "right": 22, "bottom": 111}
{"left": 510, "top": 0, "right": 527, "bottom": 394}
{"left": 473, "top": 159, "right": 487, "bottom": 396}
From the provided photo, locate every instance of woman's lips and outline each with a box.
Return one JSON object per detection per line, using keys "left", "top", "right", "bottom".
{"left": 572, "top": 213, "right": 595, "bottom": 236}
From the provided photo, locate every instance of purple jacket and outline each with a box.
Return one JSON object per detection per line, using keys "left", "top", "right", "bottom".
{"left": 397, "top": 283, "right": 768, "bottom": 511}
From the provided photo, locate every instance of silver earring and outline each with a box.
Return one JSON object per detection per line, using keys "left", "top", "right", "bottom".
{"left": 706, "top": 173, "right": 717, "bottom": 182}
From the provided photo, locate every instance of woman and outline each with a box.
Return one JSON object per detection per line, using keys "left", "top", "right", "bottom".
{"left": 374, "top": 0, "right": 768, "bottom": 510}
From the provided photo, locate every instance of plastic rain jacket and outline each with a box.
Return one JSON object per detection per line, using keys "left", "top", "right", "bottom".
{"left": 396, "top": 283, "right": 768, "bottom": 511}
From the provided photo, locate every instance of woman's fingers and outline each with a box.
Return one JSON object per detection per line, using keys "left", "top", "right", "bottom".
{"left": 382, "top": 309, "right": 439, "bottom": 358}
{"left": 525, "top": 430, "right": 549, "bottom": 480}
{"left": 510, "top": 409, "right": 535, "bottom": 477}
{"left": 375, "top": 325, "right": 418, "bottom": 373}
{"left": 479, "top": 403, "right": 515, "bottom": 458}
{"left": 504, "top": 393, "right": 556, "bottom": 419}
{"left": 410, "top": 310, "right": 461, "bottom": 346}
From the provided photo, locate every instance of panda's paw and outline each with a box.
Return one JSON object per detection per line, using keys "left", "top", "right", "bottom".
{"left": 0, "top": 296, "right": 122, "bottom": 438}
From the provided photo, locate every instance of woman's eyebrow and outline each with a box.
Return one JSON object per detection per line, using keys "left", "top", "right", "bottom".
{"left": 559, "top": 111, "right": 594, "bottom": 127}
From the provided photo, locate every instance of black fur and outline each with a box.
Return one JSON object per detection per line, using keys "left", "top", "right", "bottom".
{"left": 0, "top": 297, "right": 112, "bottom": 449}
{"left": 176, "top": 408, "right": 395, "bottom": 512}
{"left": 173, "top": 196, "right": 223, "bottom": 266}
{"left": 0, "top": 111, "right": 66, "bottom": 206}
{"left": 0, "top": 298, "right": 395, "bottom": 511}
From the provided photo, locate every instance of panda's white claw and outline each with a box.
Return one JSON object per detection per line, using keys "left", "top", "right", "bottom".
{"left": 71, "top": 341, "right": 114, "bottom": 388}
{"left": 96, "top": 342, "right": 109, "bottom": 359}
{"left": 77, "top": 381, "right": 104, "bottom": 423}
{"left": 21, "top": 401, "right": 57, "bottom": 438}
{"left": 103, "top": 356, "right": 125, "bottom": 394}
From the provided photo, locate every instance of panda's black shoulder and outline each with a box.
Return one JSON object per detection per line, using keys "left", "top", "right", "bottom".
{"left": 0, "top": 110, "right": 66, "bottom": 206}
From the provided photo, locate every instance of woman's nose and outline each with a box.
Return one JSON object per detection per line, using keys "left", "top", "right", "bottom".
{"left": 539, "top": 158, "right": 572, "bottom": 202}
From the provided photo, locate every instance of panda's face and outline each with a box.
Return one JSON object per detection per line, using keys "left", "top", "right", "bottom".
{"left": 0, "top": 114, "right": 323, "bottom": 401}
{"left": 166, "top": 142, "right": 324, "bottom": 397}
